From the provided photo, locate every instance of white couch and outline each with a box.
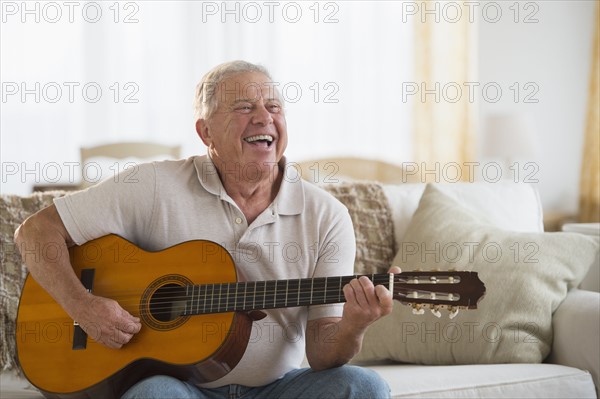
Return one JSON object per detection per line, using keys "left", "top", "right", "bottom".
{"left": 351, "top": 182, "right": 600, "bottom": 398}
{"left": 1, "top": 181, "right": 598, "bottom": 399}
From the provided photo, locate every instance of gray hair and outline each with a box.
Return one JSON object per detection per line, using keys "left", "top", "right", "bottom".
{"left": 194, "top": 60, "right": 275, "bottom": 121}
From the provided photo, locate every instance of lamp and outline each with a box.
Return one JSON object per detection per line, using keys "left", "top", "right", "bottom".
{"left": 482, "top": 113, "right": 538, "bottom": 174}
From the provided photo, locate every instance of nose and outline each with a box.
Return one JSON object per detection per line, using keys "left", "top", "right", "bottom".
{"left": 251, "top": 102, "right": 273, "bottom": 126}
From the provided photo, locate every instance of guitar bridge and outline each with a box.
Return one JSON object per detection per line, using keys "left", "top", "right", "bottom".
{"left": 72, "top": 269, "right": 95, "bottom": 350}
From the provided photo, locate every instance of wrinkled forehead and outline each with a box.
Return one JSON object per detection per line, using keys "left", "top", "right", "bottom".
{"left": 214, "top": 72, "right": 281, "bottom": 105}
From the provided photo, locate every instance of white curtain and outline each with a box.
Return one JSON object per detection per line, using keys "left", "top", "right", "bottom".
{"left": 412, "top": 0, "right": 476, "bottom": 180}
{"left": 1, "top": 1, "right": 414, "bottom": 194}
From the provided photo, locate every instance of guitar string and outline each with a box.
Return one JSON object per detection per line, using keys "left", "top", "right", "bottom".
{"left": 70, "top": 275, "right": 390, "bottom": 298}
{"left": 77, "top": 278, "right": 458, "bottom": 309}
{"left": 65, "top": 275, "right": 466, "bottom": 318}
{"left": 76, "top": 278, "right": 432, "bottom": 308}
{"left": 75, "top": 291, "right": 456, "bottom": 319}
{"left": 72, "top": 274, "right": 451, "bottom": 298}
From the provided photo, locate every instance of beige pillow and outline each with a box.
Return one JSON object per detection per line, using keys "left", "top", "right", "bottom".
{"left": 354, "top": 184, "right": 598, "bottom": 365}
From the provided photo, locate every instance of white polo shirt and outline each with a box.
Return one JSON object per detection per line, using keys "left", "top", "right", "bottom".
{"left": 54, "top": 155, "right": 356, "bottom": 387}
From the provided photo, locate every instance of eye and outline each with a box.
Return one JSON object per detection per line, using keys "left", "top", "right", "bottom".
{"left": 234, "top": 103, "right": 253, "bottom": 113}
{"left": 267, "top": 103, "right": 282, "bottom": 113}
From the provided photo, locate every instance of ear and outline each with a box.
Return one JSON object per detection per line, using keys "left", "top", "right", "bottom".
{"left": 196, "top": 119, "right": 211, "bottom": 147}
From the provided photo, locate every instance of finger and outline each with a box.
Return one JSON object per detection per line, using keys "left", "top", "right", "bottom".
{"left": 388, "top": 266, "right": 402, "bottom": 274}
{"left": 358, "top": 276, "right": 376, "bottom": 303}
{"left": 111, "top": 328, "right": 133, "bottom": 346}
{"left": 120, "top": 319, "right": 142, "bottom": 334}
{"left": 343, "top": 280, "right": 366, "bottom": 307}
{"left": 375, "top": 285, "right": 394, "bottom": 315}
{"left": 343, "top": 282, "right": 357, "bottom": 304}
{"left": 106, "top": 338, "right": 124, "bottom": 349}
{"left": 350, "top": 278, "right": 370, "bottom": 307}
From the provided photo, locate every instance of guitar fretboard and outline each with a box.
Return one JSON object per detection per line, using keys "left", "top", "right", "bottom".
{"left": 182, "top": 274, "right": 391, "bottom": 315}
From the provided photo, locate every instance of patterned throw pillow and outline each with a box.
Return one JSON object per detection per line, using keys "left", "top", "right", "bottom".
{"left": 0, "top": 191, "right": 68, "bottom": 371}
{"left": 322, "top": 182, "right": 396, "bottom": 275}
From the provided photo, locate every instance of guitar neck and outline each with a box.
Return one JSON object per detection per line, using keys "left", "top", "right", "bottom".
{"left": 182, "top": 274, "right": 391, "bottom": 316}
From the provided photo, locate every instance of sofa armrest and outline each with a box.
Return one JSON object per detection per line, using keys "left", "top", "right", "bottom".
{"left": 548, "top": 288, "right": 600, "bottom": 397}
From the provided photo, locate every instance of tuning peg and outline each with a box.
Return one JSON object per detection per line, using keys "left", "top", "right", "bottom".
{"left": 412, "top": 304, "right": 425, "bottom": 315}
{"left": 430, "top": 305, "right": 441, "bottom": 318}
{"left": 449, "top": 307, "right": 460, "bottom": 319}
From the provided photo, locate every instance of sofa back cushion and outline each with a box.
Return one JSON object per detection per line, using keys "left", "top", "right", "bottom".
{"left": 383, "top": 181, "right": 544, "bottom": 250}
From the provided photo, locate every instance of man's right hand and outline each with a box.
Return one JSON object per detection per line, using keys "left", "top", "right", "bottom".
{"left": 72, "top": 294, "right": 142, "bottom": 349}
{"left": 15, "top": 204, "right": 142, "bottom": 350}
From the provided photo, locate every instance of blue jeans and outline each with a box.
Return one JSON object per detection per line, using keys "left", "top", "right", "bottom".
{"left": 121, "top": 366, "right": 390, "bottom": 399}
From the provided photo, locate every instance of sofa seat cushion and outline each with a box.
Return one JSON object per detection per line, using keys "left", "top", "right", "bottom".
{"left": 367, "top": 363, "right": 597, "bottom": 399}
{"left": 0, "top": 372, "right": 44, "bottom": 399}
{"left": 3, "top": 363, "right": 596, "bottom": 399}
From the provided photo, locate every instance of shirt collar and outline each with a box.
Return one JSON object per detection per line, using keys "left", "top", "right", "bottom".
{"left": 193, "top": 155, "right": 304, "bottom": 216}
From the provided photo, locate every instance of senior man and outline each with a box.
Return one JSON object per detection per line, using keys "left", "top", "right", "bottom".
{"left": 15, "top": 60, "right": 397, "bottom": 399}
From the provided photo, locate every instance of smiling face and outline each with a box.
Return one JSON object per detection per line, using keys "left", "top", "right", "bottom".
{"left": 196, "top": 71, "right": 288, "bottom": 176}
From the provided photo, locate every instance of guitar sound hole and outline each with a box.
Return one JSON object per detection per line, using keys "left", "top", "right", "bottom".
{"left": 149, "top": 284, "right": 187, "bottom": 322}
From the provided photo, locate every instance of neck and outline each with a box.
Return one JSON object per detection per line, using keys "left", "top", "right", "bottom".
{"left": 212, "top": 157, "right": 283, "bottom": 223}
{"left": 182, "top": 274, "right": 392, "bottom": 316}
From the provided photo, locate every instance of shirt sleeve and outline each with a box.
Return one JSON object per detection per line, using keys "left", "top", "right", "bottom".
{"left": 54, "top": 162, "right": 157, "bottom": 245}
{"left": 307, "top": 204, "right": 356, "bottom": 321}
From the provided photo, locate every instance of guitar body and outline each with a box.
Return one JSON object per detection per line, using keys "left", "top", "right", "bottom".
{"left": 16, "top": 235, "right": 251, "bottom": 399}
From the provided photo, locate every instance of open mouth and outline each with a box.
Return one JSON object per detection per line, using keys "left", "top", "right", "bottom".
{"left": 243, "top": 134, "right": 274, "bottom": 147}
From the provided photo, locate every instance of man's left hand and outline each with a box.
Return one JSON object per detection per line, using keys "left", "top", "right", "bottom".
{"left": 341, "top": 265, "right": 401, "bottom": 334}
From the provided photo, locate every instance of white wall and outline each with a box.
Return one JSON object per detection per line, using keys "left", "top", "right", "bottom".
{"left": 1, "top": 0, "right": 596, "bottom": 217}
{"left": 478, "top": 0, "right": 596, "bottom": 214}
{"left": 0, "top": 2, "right": 413, "bottom": 195}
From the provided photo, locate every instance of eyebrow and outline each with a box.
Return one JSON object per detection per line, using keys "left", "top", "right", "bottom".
{"left": 231, "top": 98, "right": 281, "bottom": 104}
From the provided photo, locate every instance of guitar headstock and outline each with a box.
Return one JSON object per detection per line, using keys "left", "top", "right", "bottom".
{"left": 392, "top": 271, "right": 485, "bottom": 319}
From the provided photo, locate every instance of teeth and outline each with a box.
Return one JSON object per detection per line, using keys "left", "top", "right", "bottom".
{"left": 244, "top": 135, "right": 273, "bottom": 143}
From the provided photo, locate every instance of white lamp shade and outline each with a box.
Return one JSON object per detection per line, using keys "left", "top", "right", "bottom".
{"left": 483, "top": 114, "right": 538, "bottom": 160}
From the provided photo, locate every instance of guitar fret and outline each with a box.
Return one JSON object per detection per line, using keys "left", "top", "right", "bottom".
{"left": 218, "top": 284, "right": 222, "bottom": 312}
{"left": 263, "top": 281, "right": 267, "bottom": 309}
{"left": 286, "top": 279, "right": 299, "bottom": 307}
{"left": 226, "top": 283, "right": 231, "bottom": 312}
{"left": 310, "top": 278, "right": 314, "bottom": 305}
{"left": 185, "top": 285, "right": 196, "bottom": 314}
{"left": 285, "top": 280, "right": 289, "bottom": 307}
{"left": 275, "top": 279, "right": 286, "bottom": 308}
{"left": 243, "top": 282, "right": 248, "bottom": 311}
{"left": 194, "top": 285, "right": 199, "bottom": 315}
{"left": 203, "top": 284, "right": 207, "bottom": 313}
{"left": 184, "top": 285, "right": 189, "bottom": 316}
{"left": 253, "top": 281, "right": 257, "bottom": 310}
{"left": 338, "top": 276, "right": 342, "bottom": 302}
{"left": 235, "top": 283, "right": 239, "bottom": 311}
{"left": 324, "top": 277, "right": 328, "bottom": 303}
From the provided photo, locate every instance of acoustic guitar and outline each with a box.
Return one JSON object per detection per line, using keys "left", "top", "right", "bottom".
{"left": 16, "top": 234, "right": 485, "bottom": 399}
